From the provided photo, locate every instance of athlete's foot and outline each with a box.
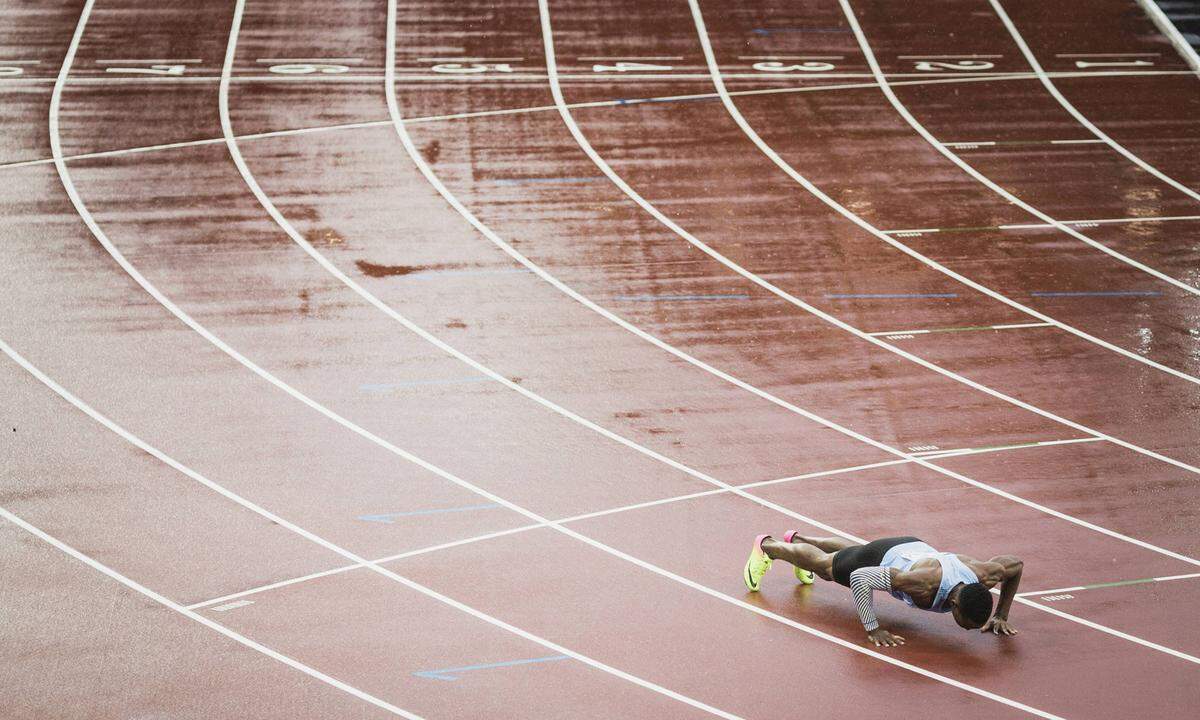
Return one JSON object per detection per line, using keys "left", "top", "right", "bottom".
{"left": 781, "top": 530, "right": 816, "bottom": 585}
{"left": 743, "top": 534, "right": 773, "bottom": 591}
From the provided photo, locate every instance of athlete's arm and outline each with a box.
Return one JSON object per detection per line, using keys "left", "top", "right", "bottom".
{"left": 983, "top": 555, "right": 1023, "bottom": 635}
{"left": 848, "top": 567, "right": 905, "bottom": 647}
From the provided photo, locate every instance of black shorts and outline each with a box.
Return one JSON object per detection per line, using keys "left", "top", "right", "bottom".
{"left": 831, "top": 536, "right": 922, "bottom": 587}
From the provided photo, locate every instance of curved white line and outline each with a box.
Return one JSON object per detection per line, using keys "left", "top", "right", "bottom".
{"left": 840, "top": 0, "right": 1200, "bottom": 298}
{"left": 46, "top": 3, "right": 738, "bottom": 718}
{"left": 509, "top": 4, "right": 1200, "bottom": 481}
{"left": 0, "top": 505, "right": 426, "bottom": 720}
{"left": 1136, "top": 0, "right": 1200, "bottom": 74}
{"left": 990, "top": 0, "right": 1200, "bottom": 199}
{"left": 697, "top": 0, "right": 1200, "bottom": 384}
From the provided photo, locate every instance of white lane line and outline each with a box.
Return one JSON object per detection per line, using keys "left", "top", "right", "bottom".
{"left": 0, "top": 507, "right": 425, "bottom": 719}
{"left": 212, "top": 599, "right": 255, "bottom": 611}
{"left": 866, "top": 321, "right": 1055, "bottom": 337}
{"left": 990, "top": 1, "right": 1200, "bottom": 218}
{"left": 738, "top": 55, "right": 844, "bottom": 60}
{"left": 1049, "top": 138, "right": 1105, "bottom": 144}
{"left": 183, "top": 436, "right": 1108, "bottom": 611}
{"left": 841, "top": 1, "right": 1200, "bottom": 341}
{"left": 0, "top": 70, "right": 1187, "bottom": 174}
{"left": 1019, "top": 571, "right": 1200, "bottom": 598}
{"left": 1136, "top": 0, "right": 1200, "bottom": 73}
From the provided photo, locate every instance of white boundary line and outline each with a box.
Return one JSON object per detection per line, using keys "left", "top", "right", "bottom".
{"left": 0, "top": 506, "right": 425, "bottom": 720}
{"left": 988, "top": 0, "right": 1200, "bottom": 243}
{"left": 1136, "top": 0, "right": 1200, "bottom": 74}
{"left": 1, "top": 69, "right": 1184, "bottom": 174}
{"left": 1019, "top": 571, "right": 1200, "bottom": 598}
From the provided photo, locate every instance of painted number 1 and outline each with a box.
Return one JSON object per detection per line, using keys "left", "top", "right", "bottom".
{"left": 105, "top": 64, "right": 186, "bottom": 75}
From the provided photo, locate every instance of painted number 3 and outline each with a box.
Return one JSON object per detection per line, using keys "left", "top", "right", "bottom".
{"left": 752, "top": 61, "right": 836, "bottom": 72}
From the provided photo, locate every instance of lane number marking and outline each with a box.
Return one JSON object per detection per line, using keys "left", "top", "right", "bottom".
{"left": 752, "top": 60, "right": 836, "bottom": 72}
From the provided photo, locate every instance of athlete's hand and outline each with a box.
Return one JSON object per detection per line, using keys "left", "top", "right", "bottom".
{"left": 866, "top": 628, "right": 905, "bottom": 647}
{"left": 982, "top": 617, "right": 1018, "bottom": 636}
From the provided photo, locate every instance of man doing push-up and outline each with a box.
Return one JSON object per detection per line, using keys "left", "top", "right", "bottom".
{"left": 744, "top": 533, "right": 1024, "bottom": 647}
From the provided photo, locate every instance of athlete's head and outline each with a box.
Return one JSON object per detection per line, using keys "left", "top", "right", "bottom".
{"left": 951, "top": 583, "right": 993, "bottom": 629}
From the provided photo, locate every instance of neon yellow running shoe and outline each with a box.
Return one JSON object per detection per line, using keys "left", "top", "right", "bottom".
{"left": 783, "top": 530, "right": 815, "bottom": 585}
{"left": 744, "top": 534, "right": 773, "bottom": 591}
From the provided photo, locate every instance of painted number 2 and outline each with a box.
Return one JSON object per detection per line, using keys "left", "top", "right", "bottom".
{"left": 913, "top": 60, "right": 994, "bottom": 71}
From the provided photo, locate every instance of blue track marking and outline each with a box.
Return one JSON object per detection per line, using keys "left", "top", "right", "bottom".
{"left": 1029, "top": 290, "right": 1162, "bottom": 297}
{"left": 826, "top": 293, "right": 958, "bottom": 299}
{"left": 358, "top": 503, "right": 501, "bottom": 523}
{"left": 413, "top": 655, "right": 571, "bottom": 681}
{"left": 359, "top": 377, "right": 492, "bottom": 392}
{"left": 613, "top": 293, "right": 751, "bottom": 301}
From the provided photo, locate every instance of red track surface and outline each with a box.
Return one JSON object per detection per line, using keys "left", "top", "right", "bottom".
{"left": 2, "top": 0, "right": 1199, "bottom": 718}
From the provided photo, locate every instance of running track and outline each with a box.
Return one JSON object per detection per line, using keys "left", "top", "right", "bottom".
{"left": 2, "top": 0, "right": 1199, "bottom": 717}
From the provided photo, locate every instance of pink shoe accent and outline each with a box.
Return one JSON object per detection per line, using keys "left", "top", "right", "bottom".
{"left": 782, "top": 530, "right": 801, "bottom": 544}
{"left": 754, "top": 533, "right": 772, "bottom": 553}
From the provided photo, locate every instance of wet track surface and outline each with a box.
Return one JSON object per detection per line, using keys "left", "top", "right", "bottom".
{"left": 2, "top": 0, "right": 1199, "bottom": 718}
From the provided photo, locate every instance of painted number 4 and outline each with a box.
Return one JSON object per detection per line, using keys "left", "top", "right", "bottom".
{"left": 431, "top": 63, "right": 515, "bottom": 74}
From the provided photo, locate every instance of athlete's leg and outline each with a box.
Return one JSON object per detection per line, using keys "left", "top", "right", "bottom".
{"left": 761, "top": 538, "right": 835, "bottom": 581}
{"left": 789, "top": 534, "right": 857, "bottom": 554}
